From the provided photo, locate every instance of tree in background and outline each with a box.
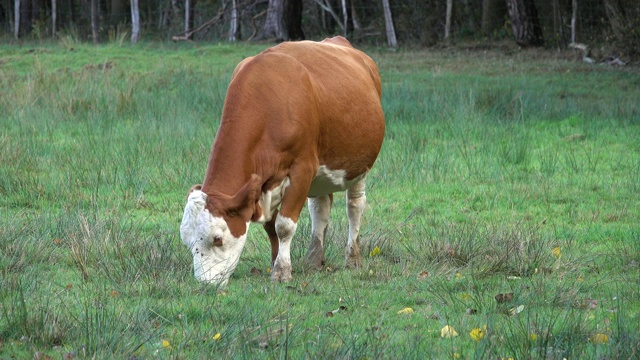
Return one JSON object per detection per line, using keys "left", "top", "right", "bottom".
{"left": 506, "top": 0, "right": 544, "bottom": 46}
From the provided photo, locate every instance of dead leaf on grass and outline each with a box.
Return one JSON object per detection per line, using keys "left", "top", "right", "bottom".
{"left": 325, "top": 306, "right": 347, "bottom": 317}
{"left": 250, "top": 267, "right": 262, "bottom": 275}
{"left": 495, "top": 293, "right": 514, "bottom": 303}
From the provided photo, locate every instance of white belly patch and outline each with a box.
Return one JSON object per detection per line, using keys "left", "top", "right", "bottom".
{"left": 308, "top": 165, "right": 365, "bottom": 197}
{"left": 256, "top": 177, "right": 290, "bottom": 223}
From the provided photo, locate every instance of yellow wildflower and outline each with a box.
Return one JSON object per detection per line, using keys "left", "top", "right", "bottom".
{"left": 213, "top": 333, "right": 222, "bottom": 341}
{"left": 552, "top": 247, "right": 562, "bottom": 258}
{"left": 469, "top": 327, "right": 484, "bottom": 342}
{"left": 161, "top": 339, "right": 172, "bottom": 349}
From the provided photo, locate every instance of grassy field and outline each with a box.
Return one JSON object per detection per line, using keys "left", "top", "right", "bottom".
{"left": 1, "top": 40, "right": 639, "bottom": 359}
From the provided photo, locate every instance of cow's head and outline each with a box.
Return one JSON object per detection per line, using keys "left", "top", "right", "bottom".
{"left": 180, "top": 175, "right": 262, "bottom": 287}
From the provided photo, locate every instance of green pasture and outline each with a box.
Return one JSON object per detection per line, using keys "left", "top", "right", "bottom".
{"left": 1, "top": 41, "right": 639, "bottom": 359}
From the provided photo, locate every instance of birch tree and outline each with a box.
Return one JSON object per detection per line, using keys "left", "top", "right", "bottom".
{"left": 381, "top": 0, "right": 397, "bottom": 48}
{"left": 131, "top": 0, "right": 140, "bottom": 43}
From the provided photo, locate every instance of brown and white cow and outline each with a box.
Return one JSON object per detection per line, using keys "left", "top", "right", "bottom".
{"left": 180, "top": 36, "right": 385, "bottom": 286}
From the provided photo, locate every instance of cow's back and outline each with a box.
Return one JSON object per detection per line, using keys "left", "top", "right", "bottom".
{"left": 216, "top": 38, "right": 384, "bottom": 193}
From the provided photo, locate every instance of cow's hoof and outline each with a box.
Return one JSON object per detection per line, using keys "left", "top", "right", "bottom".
{"left": 305, "top": 253, "right": 326, "bottom": 270}
{"left": 271, "top": 263, "right": 293, "bottom": 282}
{"left": 345, "top": 256, "right": 362, "bottom": 269}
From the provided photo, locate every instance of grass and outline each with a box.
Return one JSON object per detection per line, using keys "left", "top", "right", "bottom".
{"left": 1, "top": 40, "right": 639, "bottom": 359}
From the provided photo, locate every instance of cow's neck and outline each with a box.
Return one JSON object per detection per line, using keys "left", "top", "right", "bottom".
{"left": 200, "top": 121, "right": 257, "bottom": 197}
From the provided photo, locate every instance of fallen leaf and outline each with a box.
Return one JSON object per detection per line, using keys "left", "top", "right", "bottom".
{"left": 369, "top": 246, "right": 381, "bottom": 257}
{"left": 552, "top": 247, "right": 562, "bottom": 258}
{"left": 495, "top": 293, "right": 514, "bottom": 303}
{"left": 250, "top": 267, "right": 262, "bottom": 275}
{"left": 34, "top": 352, "right": 53, "bottom": 360}
{"left": 212, "top": 333, "right": 221, "bottom": 341}
{"left": 508, "top": 305, "right": 525, "bottom": 316}
{"left": 590, "top": 333, "right": 609, "bottom": 344}
{"left": 582, "top": 298, "right": 599, "bottom": 310}
{"left": 417, "top": 271, "right": 430, "bottom": 280}
{"left": 440, "top": 325, "right": 458, "bottom": 338}
{"left": 397, "top": 307, "right": 414, "bottom": 315}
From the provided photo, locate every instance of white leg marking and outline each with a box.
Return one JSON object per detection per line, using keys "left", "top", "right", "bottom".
{"left": 306, "top": 195, "right": 332, "bottom": 268}
{"left": 272, "top": 214, "right": 297, "bottom": 282}
{"left": 346, "top": 179, "right": 366, "bottom": 268}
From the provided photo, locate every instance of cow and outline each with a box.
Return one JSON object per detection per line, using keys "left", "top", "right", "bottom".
{"left": 180, "top": 36, "right": 385, "bottom": 287}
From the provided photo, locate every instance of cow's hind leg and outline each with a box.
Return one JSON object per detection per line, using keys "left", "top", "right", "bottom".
{"left": 306, "top": 194, "right": 333, "bottom": 269}
{"left": 263, "top": 209, "right": 279, "bottom": 265}
{"left": 345, "top": 178, "right": 366, "bottom": 268}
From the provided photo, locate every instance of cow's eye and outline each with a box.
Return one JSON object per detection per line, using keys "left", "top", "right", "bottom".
{"left": 213, "top": 235, "right": 223, "bottom": 247}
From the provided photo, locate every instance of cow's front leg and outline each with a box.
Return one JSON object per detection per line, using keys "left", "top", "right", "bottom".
{"left": 271, "top": 213, "right": 297, "bottom": 282}
{"left": 306, "top": 194, "right": 332, "bottom": 269}
{"left": 346, "top": 178, "right": 366, "bottom": 268}
{"left": 271, "top": 168, "right": 313, "bottom": 282}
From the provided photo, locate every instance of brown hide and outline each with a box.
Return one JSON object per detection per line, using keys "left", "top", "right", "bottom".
{"left": 199, "top": 36, "right": 385, "bottom": 237}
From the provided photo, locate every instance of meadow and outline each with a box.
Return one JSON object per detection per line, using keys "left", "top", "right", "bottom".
{"left": 0, "top": 39, "right": 639, "bottom": 359}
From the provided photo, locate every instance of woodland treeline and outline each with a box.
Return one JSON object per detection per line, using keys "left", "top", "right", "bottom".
{"left": 2, "top": 0, "right": 639, "bottom": 53}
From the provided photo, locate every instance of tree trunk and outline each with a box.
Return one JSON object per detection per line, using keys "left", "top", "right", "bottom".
{"left": 228, "top": 0, "right": 240, "bottom": 41}
{"left": 481, "top": 0, "right": 506, "bottom": 35}
{"left": 51, "top": 0, "right": 56, "bottom": 37}
{"left": 381, "top": 0, "right": 396, "bottom": 48}
{"left": 110, "top": 0, "right": 125, "bottom": 27}
{"left": 14, "top": 0, "right": 20, "bottom": 39}
{"left": 340, "top": 0, "right": 352, "bottom": 37}
{"left": 91, "top": 0, "right": 99, "bottom": 43}
{"left": 19, "top": 0, "right": 31, "bottom": 35}
{"left": 505, "top": 0, "right": 543, "bottom": 46}
{"left": 351, "top": 0, "right": 361, "bottom": 31}
{"left": 285, "top": 0, "right": 304, "bottom": 40}
{"left": 460, "top": 0, "right": 476, "bottom": 32}
{"left": 603, "top": 0, "right": 627, "bottom": 43}
{"left": 570, "top": 0, "right": 576, "bottom": 43}
{"left": 257, "top": 0, "right": 286, "bottom": 41}
{"left": 131, "top": 0, "right": 140, "bottom": 43}
{"left": 444, "top": 0, "right": 452, "bottom": 40}
{"left": 185, "top": 0, "right": 190, "bottom": 34}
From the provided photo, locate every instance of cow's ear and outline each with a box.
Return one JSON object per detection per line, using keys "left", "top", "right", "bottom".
{"left": 227, "top": 174, "right": 262, "bottom": 220}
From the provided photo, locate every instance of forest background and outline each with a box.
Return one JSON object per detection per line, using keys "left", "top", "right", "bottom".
{"left": 2, "top": 0, "right": 640, "bottom": 60}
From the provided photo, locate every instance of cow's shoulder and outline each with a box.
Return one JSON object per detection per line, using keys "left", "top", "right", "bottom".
{"left": 231, "top": 56, "right": 255, "bottom": 80}
{"left": 320, "top": 36, "right": 353, "bottom": 48}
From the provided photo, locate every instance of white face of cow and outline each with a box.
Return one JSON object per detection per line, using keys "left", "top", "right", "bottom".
{"left": 180, "top": 190, "right": 248, "bottom": 287}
